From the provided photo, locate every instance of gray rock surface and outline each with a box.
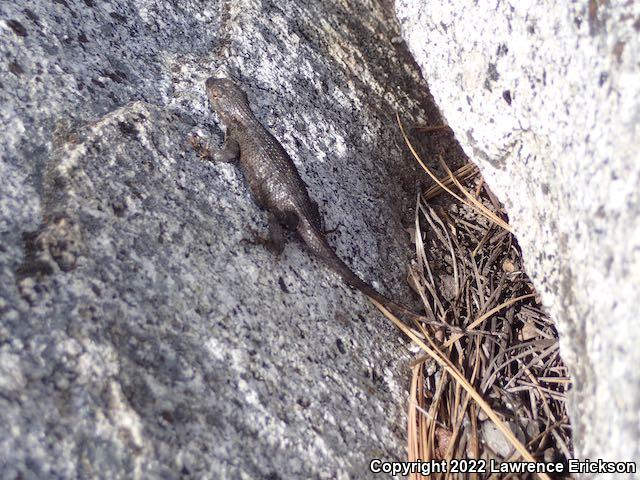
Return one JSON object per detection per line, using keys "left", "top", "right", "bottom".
{"left": 395, "top": 0, "right": 640, "bottom": 472}
{"left": 0, "top": 0, "right": 439, "bottom": 478}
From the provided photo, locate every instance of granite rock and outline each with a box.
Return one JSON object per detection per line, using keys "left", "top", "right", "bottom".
{"left": 396, "top": 0, "right": 640, "bottom": 472}
{"left": 0, "top": 0, "right": 438, "bottom": 477}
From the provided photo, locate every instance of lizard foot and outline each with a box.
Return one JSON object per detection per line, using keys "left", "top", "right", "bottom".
{"left": 187, "top": 132, "right": 215, "bottom": 161}
{"left": 241, "top": 228, "right": 285, "bottom": 256}
{"left": 322, "top": 222, "right": 342, "bottom": 236}
{"left": 187, "top": 132, "right": 240, "bottom": 163}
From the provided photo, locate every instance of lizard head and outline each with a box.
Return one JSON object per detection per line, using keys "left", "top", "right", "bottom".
{"left": 205, "top": 77, "right": 251, "bottom": 126}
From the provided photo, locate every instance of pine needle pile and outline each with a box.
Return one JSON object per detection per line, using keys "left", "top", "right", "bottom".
{"left": 390, "top": 119, "right": 573, "bottom": 479}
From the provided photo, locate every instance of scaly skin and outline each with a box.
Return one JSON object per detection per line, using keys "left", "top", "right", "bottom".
{"left": 199, "top": 77, "right": 425, "bottom": 323}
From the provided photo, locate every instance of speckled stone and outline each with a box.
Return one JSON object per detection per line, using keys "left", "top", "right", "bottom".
{"left": 0, "top": 0, "right": 438, "bottom": 478}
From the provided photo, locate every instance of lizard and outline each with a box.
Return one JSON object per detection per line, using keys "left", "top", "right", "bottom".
{"left": 190, "top": 76, "right": 429, "bottom": 324}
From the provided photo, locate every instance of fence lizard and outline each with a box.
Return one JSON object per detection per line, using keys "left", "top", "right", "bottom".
{"left": 190, "top": 77, "right": 426, "bottom": 323}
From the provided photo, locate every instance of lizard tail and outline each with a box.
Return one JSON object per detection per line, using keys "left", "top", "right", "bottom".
{"left": 297, "top": 216, "right": 425, "bottom": 323}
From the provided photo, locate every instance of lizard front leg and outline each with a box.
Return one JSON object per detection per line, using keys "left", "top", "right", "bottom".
{"left": 187, "top": 132, "right": 240, "bottom": 163}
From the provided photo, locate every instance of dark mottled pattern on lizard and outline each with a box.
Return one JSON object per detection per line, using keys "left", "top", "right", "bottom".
{"left": 194, "top": 77, "right": 424, "bottom": 322}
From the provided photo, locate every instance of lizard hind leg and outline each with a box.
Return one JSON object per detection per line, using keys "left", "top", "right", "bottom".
{"left": 309, "top": 199, "right": 324, "bottom": 230}
{"left": 240, "top": 212, "right": 286, "bottom": 255}
{"left": 308, "top": 199, "right": 339, "bottom": 236}
{"left": 266, "top": 212, "right": 286, "bottom": 255}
